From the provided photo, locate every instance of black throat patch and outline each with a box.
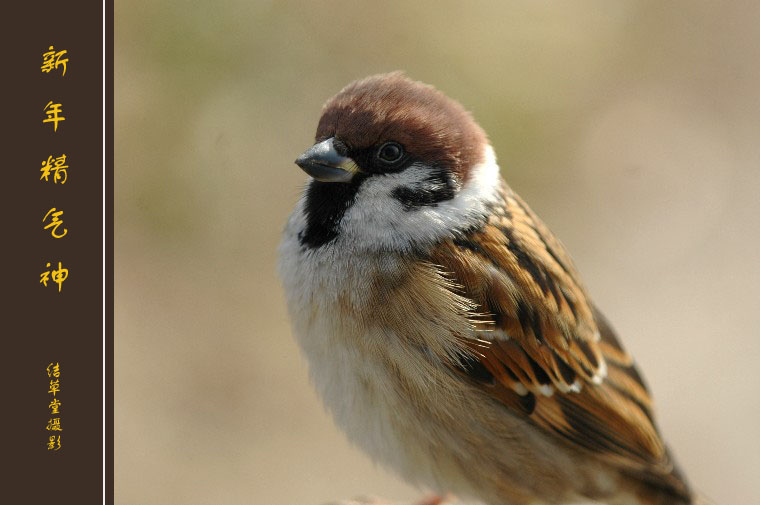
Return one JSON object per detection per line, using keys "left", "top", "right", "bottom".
{"left": 299, "top": 176, "right": 367, "bottom": 249}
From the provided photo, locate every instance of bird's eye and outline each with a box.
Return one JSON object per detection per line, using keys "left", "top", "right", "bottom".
{"left": 376, "top": 142, "right": 404, "bottom": 164}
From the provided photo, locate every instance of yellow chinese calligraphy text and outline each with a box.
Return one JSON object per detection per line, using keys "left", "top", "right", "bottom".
{"left": 43, "top": 101, "right": 65, "bottom": 132}
{"left": 47, "top": 435, "right": 62, "bottom": 451}
{"left": 43, "top": 208, "right": 67, "bottom": 238}
{"left": 40, "top": 262, "right": 69, "bottom": 292}
{"left": 48, "top": 379, "right": 61, "bottom": 396}
{"left": 40, "top": 154, "right": 68, "bottom": 184}
{"left": 46, "top": 418, "right": 63, "bottom": 432}
{"left": 46, "top": 362, "right": 61, "bottom": 378}
{"left": 49, "top": 398, "right": 61, "bottom": 414}
{"left": 41, "top": 46, "right": 68, "bottom": 76}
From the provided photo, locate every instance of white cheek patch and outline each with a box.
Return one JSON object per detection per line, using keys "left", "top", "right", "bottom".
{"left": 339, "top": 145, "right": 501, "bottom": 252}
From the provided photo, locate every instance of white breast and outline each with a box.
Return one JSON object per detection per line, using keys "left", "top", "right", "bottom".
{"left": 279, "top": 223, "right": 437, "bottom": 483}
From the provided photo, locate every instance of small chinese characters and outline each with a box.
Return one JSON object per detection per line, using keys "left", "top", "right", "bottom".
{"left": 47, "top": 435, "right": 62, "bottom": 451}
{"left": 46, "top": 362, "right": 62, "bottom": 451}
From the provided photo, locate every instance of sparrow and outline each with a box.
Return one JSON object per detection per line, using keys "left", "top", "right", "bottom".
{"left": 279, "top": 72, "right": 694, "bottom": 505}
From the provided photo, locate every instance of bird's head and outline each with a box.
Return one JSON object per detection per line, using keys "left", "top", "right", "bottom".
{"left": 294, "top": 72, "right": 501, "bottom": 252}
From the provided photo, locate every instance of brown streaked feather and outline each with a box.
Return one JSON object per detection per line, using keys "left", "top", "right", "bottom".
{"left": 431, "top": 184, "right": 691, "bottom": 500}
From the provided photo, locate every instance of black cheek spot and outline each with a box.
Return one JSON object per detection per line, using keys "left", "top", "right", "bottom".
{"left": 391, "top": 168, "right": 456, "bottom": 210}
{"left": 392, "top": 186, "right": 439, "bottom": 209}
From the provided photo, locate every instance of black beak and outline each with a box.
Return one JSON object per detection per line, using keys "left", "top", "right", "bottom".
{"left": 295, "top": 138, "right": 360, "bottom": 183}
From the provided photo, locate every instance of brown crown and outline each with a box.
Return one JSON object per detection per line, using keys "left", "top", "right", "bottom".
{"left": 315, "top": 72, "right": 488, "bottom": 182}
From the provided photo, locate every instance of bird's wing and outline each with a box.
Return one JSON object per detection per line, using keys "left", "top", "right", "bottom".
{"left": 428, "top": 184, "right": 689, "bottom": 498}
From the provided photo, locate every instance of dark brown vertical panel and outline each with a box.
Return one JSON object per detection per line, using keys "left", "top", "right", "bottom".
{"left": 3, "top": 2, "right": 111, "bottom": 503}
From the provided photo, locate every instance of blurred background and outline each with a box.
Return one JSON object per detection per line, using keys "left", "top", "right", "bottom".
{"left": 115, "top": 1, "right": 760, "bottom": 504}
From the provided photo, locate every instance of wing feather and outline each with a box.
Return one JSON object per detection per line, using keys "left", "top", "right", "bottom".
{"left": 432, "top": 184, "right": 690, "bottom": 500}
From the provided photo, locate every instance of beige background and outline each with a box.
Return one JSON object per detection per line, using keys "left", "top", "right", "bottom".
{"left": 116, "top": 2, "right": 760, "bottom": 504}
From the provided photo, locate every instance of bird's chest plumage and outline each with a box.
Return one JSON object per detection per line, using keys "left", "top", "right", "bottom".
{"left": 278, "top": 208, "right": 592, "bottom": 504}
{"left": 279, "top": 242, "right": 570, "bottom": 502}
{"left": 278, "top": 238, "right": 440, "bottom": 480}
